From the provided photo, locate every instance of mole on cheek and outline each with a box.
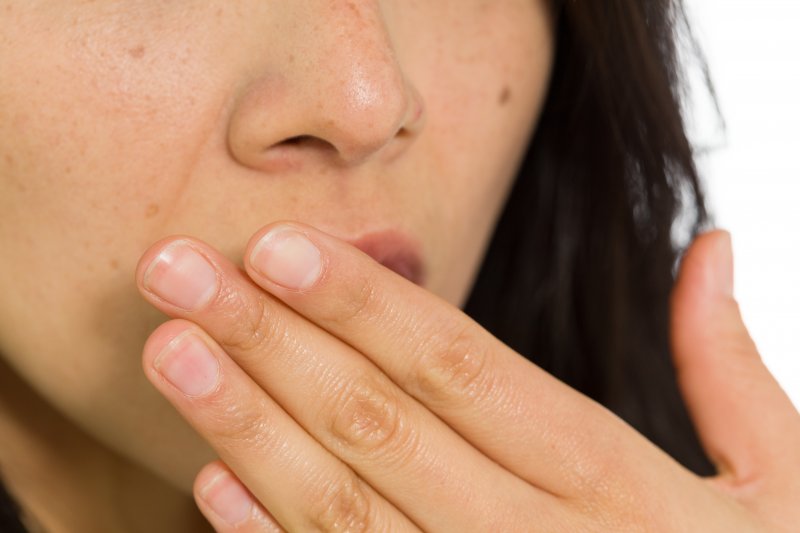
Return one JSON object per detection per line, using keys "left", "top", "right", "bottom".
{"left": 145, "top": 203, "right": 160, "bottom": 218}
{"left": 499, "top": 85, "right": 512, "bottom": 106}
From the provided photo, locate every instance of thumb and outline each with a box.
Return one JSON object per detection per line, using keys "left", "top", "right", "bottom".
{"left": 671, "top": 230, "right": 800, "bottom": 491}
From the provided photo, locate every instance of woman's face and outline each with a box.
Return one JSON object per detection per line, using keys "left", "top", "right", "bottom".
{"left": 0, "top": 1, "right": 554, "bottom": 491}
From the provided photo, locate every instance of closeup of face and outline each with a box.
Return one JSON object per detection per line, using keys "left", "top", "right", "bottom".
{"left": 0, "top": 1, "right": 555, "bottom": 492}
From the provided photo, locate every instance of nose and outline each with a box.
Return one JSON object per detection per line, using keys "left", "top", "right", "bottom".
{"left": 227, "top": 2, "right": 424, "bottom": 171}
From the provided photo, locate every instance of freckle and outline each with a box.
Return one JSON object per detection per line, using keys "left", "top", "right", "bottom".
{"left": 145, "top": 203, "right": 160, "bottom": 218}
{"left": 289, "top": 53, "right": 295, "bottom": 63}
{"left": 128, "top": 45, "right": 146, "bottom": 59}
{"left": 499, "top": 86, "right": 512, "bottom": 106}
{"left": 3, "top": 154, "right": 14, "bottom": 167}
{"left": 109, "top": 259, "right": 120, "bottom": 270}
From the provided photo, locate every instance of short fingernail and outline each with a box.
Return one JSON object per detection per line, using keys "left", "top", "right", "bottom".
{"left": 200, "top": 470, "right": 253, "bottom": 526}
{"left": 250, "top": 226, "right": 322, "bottom": 290}
{"left": 154, "top": 332, "right": 220, "bottom": 397}
{"left": 143, "top": 241, "right": 219, "bottom": 311}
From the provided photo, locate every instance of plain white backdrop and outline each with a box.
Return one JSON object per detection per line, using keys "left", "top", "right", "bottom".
{"left": 685, "top": 0, "right": 800, "bottom": 407}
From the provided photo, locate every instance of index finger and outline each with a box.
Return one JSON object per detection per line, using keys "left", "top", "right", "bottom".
{"left": 242, "top": 221, "right": 670, "bottom": 498}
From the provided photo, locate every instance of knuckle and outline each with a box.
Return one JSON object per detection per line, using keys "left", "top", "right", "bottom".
{"left": 560, "top": 425, "right": 627, "bottom": 496}
{"left": 563, "top": 443, "right": 655, "bottom": 529}
{"left": 308, "top": 474, "right": 373, "bottom": 533}
{"left": 219, "top": 288, "right": 284, "bottom": 356}
{"left": 326, "top": 376, "right": 416, "bottom": 461}
{"left": 412, "top": 320, "right": 497, "bottom": 405}
{"left": 204, "top": 395, "right": 278, "bottom": 454}
{"left": 571, "top": 484, "right": 656, "bottom": 533}
{"left": 323, "top": 270, "right": 383, "bottom": 327}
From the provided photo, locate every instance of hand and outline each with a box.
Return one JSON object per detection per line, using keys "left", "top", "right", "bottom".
{"left": 135, "top": 224, "right": 800, "bottom": 532}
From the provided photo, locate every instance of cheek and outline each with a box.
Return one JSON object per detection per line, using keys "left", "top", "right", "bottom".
{"left": 400, "top": 2, "right": 554, "bottom": 305}
{"left": 0, "top": 5, "right": 235, "bottom": 490}
{"left": 0, "top": 5, "right": 232, "bottom": 246}
{"left": 0, "top": 5, "right": 239, "bottom": 328}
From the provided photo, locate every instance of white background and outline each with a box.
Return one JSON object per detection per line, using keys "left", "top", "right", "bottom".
{"left": 685, "top": 0, "right": 799, "bottom": 407}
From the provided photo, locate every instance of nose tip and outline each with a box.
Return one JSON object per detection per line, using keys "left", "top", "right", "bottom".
{"left": 226, "top": 6, "right": 424, "bottom": 172}
{"left": 322, "top": 73, "right": 424, "bottom": 164}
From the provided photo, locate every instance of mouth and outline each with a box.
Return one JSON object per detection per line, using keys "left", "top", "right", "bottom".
{"left": 344, "top": 230, "right": 426, "bottom": 287}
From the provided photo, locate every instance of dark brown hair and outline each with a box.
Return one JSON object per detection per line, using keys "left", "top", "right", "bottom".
{"left": 464, "top": 0, "right": 717, "bottom": 475}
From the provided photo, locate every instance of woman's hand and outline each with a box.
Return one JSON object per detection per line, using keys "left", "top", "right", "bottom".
{"left": 135, "top": 224, "right": 800, "bottom": 532}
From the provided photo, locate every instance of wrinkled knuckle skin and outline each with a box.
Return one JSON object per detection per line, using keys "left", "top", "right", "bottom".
{"left": 413, "top": 321, "right": 495, "bottom": 405}
{"left": 564, "top": 456, "right": 655, "bottom": 533}
{"left": 308, "top": 475, "right": 374, "bottom": 533}
{"left": 204, "top": 396, "right": 280, "bottom": 455}
{"left": 324, "top": 271, "right": 383, "bottom": 327}
{"left": 219, "top": 288, "right": 282, "bottom": 355}
{"left": 327, "top": 377, "right": 415, "bottom": 461}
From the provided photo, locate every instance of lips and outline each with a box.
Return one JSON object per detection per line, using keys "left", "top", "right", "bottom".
{"left": 345, "top": 230, "right": 426, "bottom": 287}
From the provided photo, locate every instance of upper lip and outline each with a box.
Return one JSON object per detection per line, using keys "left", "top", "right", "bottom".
{"left": 343, "top": 230, "right": 426, "bottom": 287}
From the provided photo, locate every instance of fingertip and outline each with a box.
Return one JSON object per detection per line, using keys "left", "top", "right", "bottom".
{"left": 674, "top": 229, "right": 735, "bottom": 309}
{"left": 709, "top": 229, "right": 734, "bottom": 299}
{"left": 248, "top": 224, "right": 326, "bottom": 292}
{"left": 134, "top": 234, "right": 193, "bottom": 288}
{"left": 140, "top": 319, "right": 200, "bottom": 376}
{"left": 244, "top": 220, "right": 308, "bottom": 265}
{"left": 193, "top": 461, "right": 257, "bottom": 529}
{"left": 193, "top": 459, "right": 228, "bottom": 497}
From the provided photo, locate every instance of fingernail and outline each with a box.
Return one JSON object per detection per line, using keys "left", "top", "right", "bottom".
{"left": 154, "top": 332, "right": 220, "bottom": 397}
{"left": 144, "top": 241, "right": 218, "bottom": 311}
{"left": 713, "top": 231, "right": 734, "bottom": 298}
{"left": 200, "top": 470, "right": 253, "bottom": 526}
{"left": 250, "top": 226, "right": 322, "bottom": 290}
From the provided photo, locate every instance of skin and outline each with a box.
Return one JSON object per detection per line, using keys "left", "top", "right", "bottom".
{"left": 1, "top": 2, "right": 799, "bottom": 532}
{"left": 0, "top": 1, "right": 554, "bottom": 530}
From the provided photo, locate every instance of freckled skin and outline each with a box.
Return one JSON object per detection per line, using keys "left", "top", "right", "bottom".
{"left": 499, "top": 86, "right": 512, "bottom": 105}
{"left": 0, "top": 0, "right": 555, "bottom": 502}
{"left": 128, "top": 45, "right": 146, "bottom": 59}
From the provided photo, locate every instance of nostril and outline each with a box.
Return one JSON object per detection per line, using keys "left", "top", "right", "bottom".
{"left": 280, "top": 135, "right": 314, "bottom": 146}
{"left": 261, "top": 135, "right": 339, "bottom": 169}
{"left": 274, "top": 135, "right": 335, "bottom": 152}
